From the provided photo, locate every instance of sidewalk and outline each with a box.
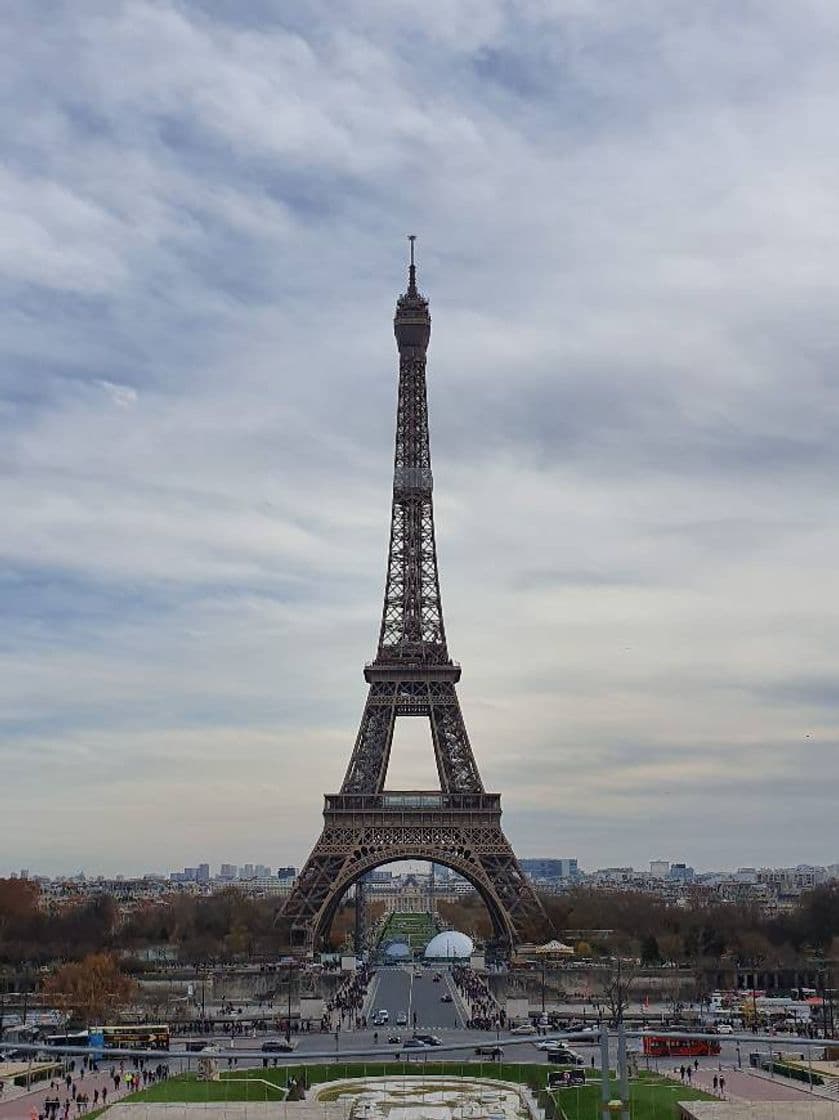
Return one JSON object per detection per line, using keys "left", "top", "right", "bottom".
{"left": 0, "top": 1066, "right": 158, "bottom": 1120}
{"left": 669, "top": 1066, "right": 821, "bottom": 1104}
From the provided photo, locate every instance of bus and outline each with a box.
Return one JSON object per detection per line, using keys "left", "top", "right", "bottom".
{"left": 43, "top": 1032, "right": 90, "bottom": 1050}
{"left": 99, "top": 1025, "right": 170, "bottom": 1051}
{"left": 643, "top": 1035, "right": 720, "bottom": 1058}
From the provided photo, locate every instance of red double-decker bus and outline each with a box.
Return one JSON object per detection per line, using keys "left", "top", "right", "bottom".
{"left": 643, "top": 1035, "right": 720, "bottom": 1058}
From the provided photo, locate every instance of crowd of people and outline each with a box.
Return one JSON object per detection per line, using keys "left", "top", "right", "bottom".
{"left": 451, "top": 964, "right": 505, "bottom": 1030}
{"left": 323, "top": 964, "right": 373, "bottom": 1031}
{"left": 21, "top": 1054, "right": 171, "bottom": 1120}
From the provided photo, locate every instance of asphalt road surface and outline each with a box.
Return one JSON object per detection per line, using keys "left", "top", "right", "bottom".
{"left": 370, "top": 967, "right": 465, "bottom": 1033}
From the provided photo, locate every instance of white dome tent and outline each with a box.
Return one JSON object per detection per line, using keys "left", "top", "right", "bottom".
{"left": 423, "top": 930, "right": 474, "bottom": 960}
{"left": 384, "top": 941, "right": 411, "bottom": 960}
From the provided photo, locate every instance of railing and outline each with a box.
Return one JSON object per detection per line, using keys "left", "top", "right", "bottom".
{"left": 324, "top": 791, "right": 501, "bottom": 814}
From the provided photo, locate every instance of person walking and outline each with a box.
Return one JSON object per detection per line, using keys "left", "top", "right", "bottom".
{"left": 713, "top": 1075, "right": 718, "bottom": 1094}
{"left": 719, "top": 1075, "right": 726, "bottom": 1097}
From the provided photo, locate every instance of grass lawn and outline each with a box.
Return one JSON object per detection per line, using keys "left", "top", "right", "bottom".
{"left": 133, "top": 1061, "right": 562, "bottom": 1103}
{"left": 551, "top": 1075, "right": 714, "bottom": 1120}
{"left": 130, "top": 1064, "right": 713, "bottom": 1119}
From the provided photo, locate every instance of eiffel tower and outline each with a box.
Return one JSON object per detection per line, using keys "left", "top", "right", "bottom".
{"left": 282, "top": 240, "right": 547, "bottom": 954}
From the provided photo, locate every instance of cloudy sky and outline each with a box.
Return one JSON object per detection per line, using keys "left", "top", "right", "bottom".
{"left": 2, "top": 0, "right": 838, "bottom": 878}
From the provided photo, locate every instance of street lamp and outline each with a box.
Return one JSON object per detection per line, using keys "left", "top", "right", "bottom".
{"left": 279, "top": 957, "right": 295, "bottom": 1045}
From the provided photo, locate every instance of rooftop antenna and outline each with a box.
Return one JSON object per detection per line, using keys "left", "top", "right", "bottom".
{"left": 407, "top": 234, "right": 417, "bottom": 294}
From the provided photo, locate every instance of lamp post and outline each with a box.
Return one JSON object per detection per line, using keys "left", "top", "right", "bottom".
{"left": 286, "top": 959, "right": 293, "bottom": 1045}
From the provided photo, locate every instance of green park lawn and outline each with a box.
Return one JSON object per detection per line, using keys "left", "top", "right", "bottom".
{"left": 131, "top": 1063, "right": 713, "bottom": 1119}
{"left": 550, "top": 1075, "right": 713, "bottom": 1120}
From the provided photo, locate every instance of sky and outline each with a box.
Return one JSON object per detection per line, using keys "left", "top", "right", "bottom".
{"left": 2, "top": 0, "right": 839, "bottom": 878}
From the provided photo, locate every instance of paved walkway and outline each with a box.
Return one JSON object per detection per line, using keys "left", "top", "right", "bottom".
{"left": 0, "top": 1067, "right": 156, "bottom": 1120}
{"left": 672, "top": 1066, "right": 820, "bottom": 1103}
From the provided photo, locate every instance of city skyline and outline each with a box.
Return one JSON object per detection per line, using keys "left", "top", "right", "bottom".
{"left": 5, "top": 853, "right": 838, "bottom": 881}
{"left": 3, "top": 3, "right": 839, "bottom": 873}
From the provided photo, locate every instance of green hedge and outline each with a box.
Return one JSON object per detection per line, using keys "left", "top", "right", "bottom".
{"left": 766, "top": 1061, "right": 824, "bottom": 1087}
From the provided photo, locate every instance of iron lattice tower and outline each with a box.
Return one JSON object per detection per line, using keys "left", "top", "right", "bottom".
{"left": 282, "top": 240, "right": 547, "bottom": 953}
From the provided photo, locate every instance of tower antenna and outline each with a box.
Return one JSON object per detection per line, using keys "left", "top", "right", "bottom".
{"left": 407, "top": 234, "right": 417, "bottom": 293}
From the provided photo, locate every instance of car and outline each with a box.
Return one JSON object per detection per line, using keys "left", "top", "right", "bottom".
{"left": 536, "top": 1040, "right": 568, "bottom": 1051}
{"left": 474, "top": 1045, "right": 504, "bottom": 1059}
{"left": 373, "top": 1010, "right": 389, "bottom": 1025}
{"left": 387, "top": 1035, "right": 401, "bottom": 1044}
{"left": 510, "top": 1023, "right": 537, "bottom": 1035}
{"left": 395, "top": 1038, "right": 428, "bottom": 1058}
{"left": 717, "top": 1024, "right": 734, "bottom": 1035}
{"left": 396, "top": 1012, "right": 408, "bottom": 1026}
{"left": 440, "top": 994, "right": 453, "bottom": 1003}
{"left": 413, "top": 1034, "right": 443, "bottom": 1046}
{"left": 432, "top": 974, "right": 441, "bottom": 983}
{"left": 547, "top": 1049, "right": 584, "bottom": 1066}
{"left": 261, "top": 1040, "right": 295, "bottom": 1053}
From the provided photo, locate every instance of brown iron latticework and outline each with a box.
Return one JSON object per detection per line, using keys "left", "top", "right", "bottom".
{"left": 282, "top": 240, "right": 547, "bottom": 953}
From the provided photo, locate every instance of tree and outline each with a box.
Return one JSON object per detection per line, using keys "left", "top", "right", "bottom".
{"left": 600, "top": 956, "right": 639, "bottom": 1026}
{"left": 42, "top": 953, "right": 136, "bottom": 1025}
{"left": 640, "top": 934, "right": 661, "bottom": 966}
{"left": 658, "top": 933, "right": 684, "bottom": 964}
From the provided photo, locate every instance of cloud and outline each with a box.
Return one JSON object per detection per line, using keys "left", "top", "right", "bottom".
{"left": 1, "top": 0, "right": 838, "bottom": 876}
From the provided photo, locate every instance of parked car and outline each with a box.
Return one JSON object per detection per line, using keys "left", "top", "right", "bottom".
{"left": 510, "top": 1023, "right": 537, "bottom": 1036}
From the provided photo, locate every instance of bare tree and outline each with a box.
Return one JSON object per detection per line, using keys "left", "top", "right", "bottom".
{"left": 600, "top": 956, "right": 639, "bottom": 1026}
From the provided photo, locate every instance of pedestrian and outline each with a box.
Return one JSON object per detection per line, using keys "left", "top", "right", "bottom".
{"left": 101, "top": 1088, "right": 108, "bottom": 1106}
{"left": 687, "top": 1067, "right": 692, "bottom": 1084}
{"left": 680, "top": 1065, "right": 685, "bottom": 1082}
{"left": 713, "top": 1075, "right": 718, "bottom": 1093}
{"left": 719, "top": 1076, "right": 725, "bottom": 1097}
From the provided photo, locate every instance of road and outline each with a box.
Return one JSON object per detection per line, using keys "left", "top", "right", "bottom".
{"left": 369, "top": 967, "right": 464, "bottom": 1033}
{"left": 1, "top": 968, "right": 830, "bottom": 1117}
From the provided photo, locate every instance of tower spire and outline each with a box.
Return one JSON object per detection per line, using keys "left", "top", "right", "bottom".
{"left": 408, "top": 234, "right": 417, "bottom": 294}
